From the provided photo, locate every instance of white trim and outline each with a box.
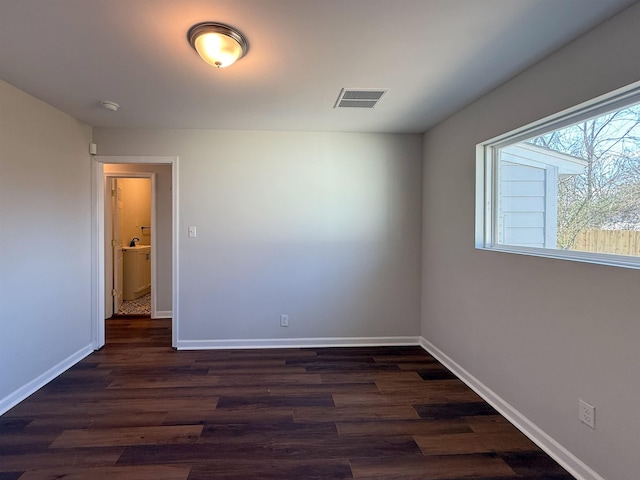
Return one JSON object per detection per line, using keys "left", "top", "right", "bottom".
{"left": 419, "top": 337, "right": 606, "bottom": 480}
{"left": 104, "top": 175, "right": 114, "bottom": 319}
{"left": 177, "top": 336, "right": 421, "bottom": 350}
{"left": 475, "top": 144, "right": 490, "bottom": 248}
{"left": 91, "top": 159, "right": 105, "bottom": 348}
{"left": 0, "top": 345, "right": 93, "bottom": 416}
{"left": 150, "top": 174, "right": 158, "bottom": 320}
{"left": 154, "top": 310, "right": 173, "bottom": 319}
{"left": 544, "top": 166, "right": 558, "bottom": 249}
{"left": 172, "top": 159, "right": 179, "bottom": 347}
{"left": 91, "top": 155, "right": 179, "bottom": 349}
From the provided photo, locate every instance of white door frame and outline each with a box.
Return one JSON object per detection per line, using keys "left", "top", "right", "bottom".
{"left": 92, "top": 155, "right": 179, "bottom": 349}
{"left": 105, "top": 173, "right": 156, "bottom": 318}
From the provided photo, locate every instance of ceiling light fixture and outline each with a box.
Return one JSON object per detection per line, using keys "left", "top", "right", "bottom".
{"left": 187, "top": 22, "right": 248, "bottom": 68}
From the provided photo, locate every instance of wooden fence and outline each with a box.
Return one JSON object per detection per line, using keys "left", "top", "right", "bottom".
{"left": 571, "top": 229, "right": 640, "bottom": 256}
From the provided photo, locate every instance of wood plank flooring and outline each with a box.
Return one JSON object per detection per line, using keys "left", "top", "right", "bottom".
{"left": 0, "top": 317, "right": 574, "bottom": 480}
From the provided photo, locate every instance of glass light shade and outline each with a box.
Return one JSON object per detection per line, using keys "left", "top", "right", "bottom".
{"left": 194, "top": 32, "right": 243, "bottom": 68}
{"left": 188, "top": 23, "right": 248, "bottom": 69}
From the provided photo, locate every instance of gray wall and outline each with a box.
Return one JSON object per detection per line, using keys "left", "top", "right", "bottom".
{"left": 104, "top": 163, "right": 173, "bottom": 314}
{"left": 93, "top": 129, "right": 423, "bottom": 343}
{"left": 421, "top": 4, "right": 640, "bottom": 480}
{"left": 0, "top": 80, "right": 93, "bottom": 405}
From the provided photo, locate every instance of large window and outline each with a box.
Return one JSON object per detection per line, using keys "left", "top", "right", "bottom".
{"left": 476, "top": 82, "right": 640, "bottom": 269}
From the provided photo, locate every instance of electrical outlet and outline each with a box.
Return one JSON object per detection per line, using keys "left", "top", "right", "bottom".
{"left": 579, "top": 399, "right": 595, "bottom": 429}
{"left": 280, "top": 314, "right": 289, "bottom": 327}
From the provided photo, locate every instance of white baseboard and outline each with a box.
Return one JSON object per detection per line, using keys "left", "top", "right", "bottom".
{"left": 153, "top": 310, "right": 172, "bottom": 319}
{"left": 419, "top": 337, "right": 604, "bottom": 480}
{"left": 0, "top": 333, "right": 603, "bottom": 480}
{"left": 177, "top": 336, "right": 421, "bottom": 350}
{"left": 0, "top": 344, "right": 94, "bottom": 416}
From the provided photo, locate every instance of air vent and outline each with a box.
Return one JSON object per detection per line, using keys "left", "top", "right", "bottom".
{"left": 334, "top": 88, "right": 388, "bottom": 108}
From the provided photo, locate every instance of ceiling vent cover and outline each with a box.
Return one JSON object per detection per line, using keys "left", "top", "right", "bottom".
{"left": 334, "top": 88, "right": 388, "bottom": 108}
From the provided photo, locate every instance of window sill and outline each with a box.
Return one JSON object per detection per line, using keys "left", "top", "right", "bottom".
{"left": 476, "top": 244, "right": 640, "bottom": 270}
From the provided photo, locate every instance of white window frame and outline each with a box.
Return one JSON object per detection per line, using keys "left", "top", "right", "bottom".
{"left": 476, "top": 80, "right": 640, "bottom": 270}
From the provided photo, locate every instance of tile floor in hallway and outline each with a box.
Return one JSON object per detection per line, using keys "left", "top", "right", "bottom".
{"left": 116, "top": 293, "right": 151, "bottom": 316}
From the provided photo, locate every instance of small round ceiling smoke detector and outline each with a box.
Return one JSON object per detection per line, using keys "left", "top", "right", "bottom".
{"left": 100, "top": 100, "right": 120, "bottom": 111}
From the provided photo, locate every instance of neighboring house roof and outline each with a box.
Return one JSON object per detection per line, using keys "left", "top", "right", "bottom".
{"left": 502, "top": 143, "right": 587, "bottom": 175}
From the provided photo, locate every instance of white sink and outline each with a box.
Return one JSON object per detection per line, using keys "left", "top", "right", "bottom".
{"left": 122, "top": 244, "right": 150, "bottom": 251}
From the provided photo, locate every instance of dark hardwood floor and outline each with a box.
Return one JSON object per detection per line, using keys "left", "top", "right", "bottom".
{"left": 0, "top": 317, "right": 574, "bottom": 479}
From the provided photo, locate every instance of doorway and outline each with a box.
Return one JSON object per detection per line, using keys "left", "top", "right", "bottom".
{"left": 91, "top": 156, "right": 179, "bottom": 349}
{"left": 105, "top": 175, "right": 153, "bottom": 318}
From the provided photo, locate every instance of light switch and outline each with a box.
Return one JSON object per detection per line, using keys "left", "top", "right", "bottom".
{"left": 188, "top": 226, "right": 197, "bottom": 238}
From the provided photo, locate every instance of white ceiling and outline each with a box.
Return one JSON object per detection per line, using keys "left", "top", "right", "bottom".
{"left": 0, "top": 0, "right": 636, "bottom": 133}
